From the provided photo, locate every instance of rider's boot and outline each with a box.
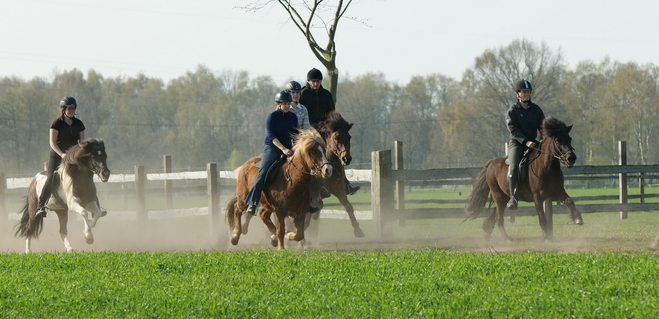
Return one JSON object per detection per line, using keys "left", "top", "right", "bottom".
{"left": 245, "top": 204, "right": 257, "bottom": 216}
{"left": 506, "top": 170, "right": 518, "bottom": 210}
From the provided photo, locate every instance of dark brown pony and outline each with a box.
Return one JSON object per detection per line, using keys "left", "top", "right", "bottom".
{"left": 314, "top": 110, "right": 364, "bottom": 237}
{"left": 226, "top": 128, "right": 333, "bottom": 250}
{"left": 14, "top": 138, "right": 110, "bottom": 253}
{"left": 465, "top": 117, "right": 583, "bottom": 241}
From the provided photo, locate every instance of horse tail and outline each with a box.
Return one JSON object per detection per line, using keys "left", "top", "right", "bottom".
{"left": 225, "top": 195, "right": 238, "bottom": 229}
{"left": 14, "top": 179, "right": 44, "bottom": 239}
{"left": 464, "top": 160, "right": 493, "bottom": 222}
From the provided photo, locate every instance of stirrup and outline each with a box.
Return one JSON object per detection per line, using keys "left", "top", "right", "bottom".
{"left": 506, "top": 197, "right": 518, "bottom": 210}
{"left": 244, "top": 205, "right": 257, "bottom": 216}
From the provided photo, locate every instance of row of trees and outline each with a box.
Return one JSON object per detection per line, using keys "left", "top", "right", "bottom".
{"left": 1, "top": 39, "right": 658, "bottom": 176}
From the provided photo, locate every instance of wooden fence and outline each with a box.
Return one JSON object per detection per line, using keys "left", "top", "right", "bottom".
{"left": 3, "top": 141, "right": 659, "bottom": 239}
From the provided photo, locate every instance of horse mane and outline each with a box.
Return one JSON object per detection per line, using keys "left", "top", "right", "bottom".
{"left": 291, "top": 128, "right": 325, "bottom": 161}
{"left": 540, "top": 116, "right": 568, "bottom": 139}
{"left": 317, "top": 110, "right": 351, "bottom": 133}
{"left": 61, "top": 138, "right": 104, "bottom": 169}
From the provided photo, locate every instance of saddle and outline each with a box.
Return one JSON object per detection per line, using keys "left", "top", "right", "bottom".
{"left": 253, "top": 154, "right": 287, "bottom": 190}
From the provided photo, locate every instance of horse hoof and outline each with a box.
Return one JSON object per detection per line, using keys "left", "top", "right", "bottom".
{"left": 574, "top": 218, "right": 584, "bottom": 226}
{"left": 86, "top": 237, "right": 94, "bottom": 244}
{"left": 230, "top": 237, "right": 239, "bottom": 246}
{"left": 241, "top": 225, "right": 249, "bottom": 235}
{"left": 354, "top": 229, "right": 365, "bottom": 238}
{"left": 101, "top": 210, "right": 107, "bottom": 217}
{"left": 271, "top": 239, "right": 278, "bottom": 247}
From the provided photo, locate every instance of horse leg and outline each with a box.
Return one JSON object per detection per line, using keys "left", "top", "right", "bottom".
{"left": 259, "top": 209, "right": 278, "bottom": 247}
{"left": 230, "top": 201, "right": 244, "bottom": 245}
{"left": 55, "top": 210, "right": 73, "bottom": 252}
{"left": 85, "top": 201, "right": 103, "bottom": 228}
{"left": 68, "top": 201, "right": 95, "bottom": 245}
{"left": 242, "top": 212, "right": 253, "bottom": 235}
{"left": 563, "top": 197, "right": 584, "bottom": 226}
{"left": 482, "top": 212, "right": 496, "bottom": 241}
{"left": 274, "top": 212, "right": 287, "bottom": 250}
{"left": 533, "top": 201, "right": 552, "bottom": 242}
{"left": 337, "top": 195, "right": 364, "bottom": 238}
{"left": 286, "top": 215, "right": 308, "bottom": 248}
{"left": 494, "top": 204, "right": 514, "bottom": 242}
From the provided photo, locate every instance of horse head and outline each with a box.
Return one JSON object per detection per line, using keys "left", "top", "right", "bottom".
{"left": 292, "top": 129, "right": 333, "bottom": 178}
{"left": 541, "top": 117, "right": 577, "bottom": 168}
{"left": 318, "top": 111, "right": 354, "bottom": 166}
{"left": 79, "top": 138, "right": 111, "bottom": 182}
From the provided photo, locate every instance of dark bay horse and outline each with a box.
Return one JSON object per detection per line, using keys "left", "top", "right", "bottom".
{"left": 226, "top": 129, "right": 333, "bottom": 250}
{"left": 465, "top": 117, "right": 583, "bottom": 241}
{"left": 313, "top": 110, "right": 364, "bottom": 237}
{"left": 14, "top": 138, "right": 110, "bottom": 253}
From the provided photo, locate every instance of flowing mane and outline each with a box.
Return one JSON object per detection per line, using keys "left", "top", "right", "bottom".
{"left": 290, "top": 128, "right": 325, "bottom": 162}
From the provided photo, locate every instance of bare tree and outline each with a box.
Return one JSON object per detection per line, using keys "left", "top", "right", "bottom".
{"left": 241, "top": 0, "right": 357, "bottom": 100}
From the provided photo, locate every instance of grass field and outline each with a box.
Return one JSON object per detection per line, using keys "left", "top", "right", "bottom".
{"left": 2, "top": 250, "right": 659, "bottom": 318}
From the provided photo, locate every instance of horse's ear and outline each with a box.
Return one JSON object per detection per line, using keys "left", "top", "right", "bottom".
{"left": 348, "top": 123, "right": 354, "bottom": 131}
{"left": 567, "top": 125, "right": 573, "bottom": 133}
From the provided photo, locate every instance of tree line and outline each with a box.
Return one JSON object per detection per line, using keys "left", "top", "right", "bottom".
{"left": 1, "top": 39, "right": 658, "bottom": 176}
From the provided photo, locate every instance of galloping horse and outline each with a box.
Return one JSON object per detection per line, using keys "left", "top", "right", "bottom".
{"left": 14, "top": 138, "right": 110, "bottom": 253}
{"left": 465, "top": 117, "right": 583, "bottom": 241}
{"left": 226, "top": 129, "right": 333, "bottom": 250}
{"left": 313, "top": 110, "right": 364, "bottom": 237}
{"left": 241, "top": 111, "right": 365, "bottom": 238}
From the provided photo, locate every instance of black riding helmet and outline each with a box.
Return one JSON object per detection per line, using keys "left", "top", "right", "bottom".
{"left": 60, "top": 96, "right": 77, "bottom": 108}
{"left": 286, "top": 81, "right": 302, "bottom": 92}
{"left": 307, "top": 68, "right": 323, "bottom": 81}
{"left": 514, "top": 80, "right": 533, "bottom": 92}
{"left": 275, "top": 90, "right": 293, "bottom": 103}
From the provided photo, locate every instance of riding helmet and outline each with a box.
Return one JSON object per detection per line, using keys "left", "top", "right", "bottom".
{"left": 286, "top": 81, "right": 302, "bottom": 92}
{"left": 60, "top": 96, "right": 77, "bottom": 108}
{"left": 307, "top": 68, "right": 323, "bottom": 81}
{"left": 514, "top": 80, "right": 533, "bottom": 92}
{"left": 275, "top": 90, "right": 293, "bottom": 103}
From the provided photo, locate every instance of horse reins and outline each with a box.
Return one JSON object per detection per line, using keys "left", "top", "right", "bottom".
{"left": 285, "top": 156, "right": 329, "bottom": 181}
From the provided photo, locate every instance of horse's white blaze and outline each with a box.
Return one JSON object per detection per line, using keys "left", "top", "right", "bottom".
{"left": 317, "top": 145, "right": 333, "bottom": 177}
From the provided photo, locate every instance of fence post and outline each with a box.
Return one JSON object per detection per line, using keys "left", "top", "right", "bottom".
{"left": 371, "top": 150, "right": 393, "bottom": 239}
{"left": 163, "top": 155, "right": 173, "bottom": 210}
{"left": 207, "top": 163, "right": 221, "bottom": 237}
{"left": 0, "top": 172, "right": 5, "bottom": 233}
{"left": 619, "top": 141, "right": 628, "bottom": 219}
{"left": 543, "top": 199, "right": 553, "bottom": 237}
{"left": 639, "top": 172, "right": 645, "bottom": 204}
{"left": 135, "top": 165, "right": 147, "bottom": 222}
{"left": 394, "top": 141, "right": 405, "bottom": 227}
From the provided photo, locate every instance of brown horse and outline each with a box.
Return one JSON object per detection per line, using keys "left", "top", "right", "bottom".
{"left": 226, "top": 128, "right": 333, "bottom": 250}
{"left": 465, "top": 117, "right": 583, "bottom": 241}
{"left": 242, "top": 110, "right": 365, "bottom": 238}
{"left": 14, "top": 138, "right": 110, "bottom": 253}
{"left": 313, "top": 110, "right": 364, "bottom": 237}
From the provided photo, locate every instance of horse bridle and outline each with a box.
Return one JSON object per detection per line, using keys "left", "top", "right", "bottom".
{"left": 285, "top": 154, "right": 330, "bottom": 181}
{"left": 527, "top": 140, "right": 575, "bottom": 166}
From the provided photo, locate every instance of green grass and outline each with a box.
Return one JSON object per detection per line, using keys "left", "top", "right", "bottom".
{"left": 2, "top": 250, "right": 659, "bottom": 318}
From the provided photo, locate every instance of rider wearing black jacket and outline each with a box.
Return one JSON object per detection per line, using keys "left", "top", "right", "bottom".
{"left": 505, "top": 80, "right": 545, "bottom": 210}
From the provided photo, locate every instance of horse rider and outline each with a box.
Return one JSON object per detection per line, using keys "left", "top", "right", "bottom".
{"left": 36, "top": 97, "right": 86, "bottom": 218}
{"left": 505, "top": 80, "right": 545, "bottom": 210}
{"left": 244, "top": 90, "right": 298, "bottom": 216}
{"left": 300, "top": 67, "right": 359, "bottom": 195}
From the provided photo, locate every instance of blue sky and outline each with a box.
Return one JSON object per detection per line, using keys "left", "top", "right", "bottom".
{"left": 1, "top": 0, "right": 657, "bottom": 86}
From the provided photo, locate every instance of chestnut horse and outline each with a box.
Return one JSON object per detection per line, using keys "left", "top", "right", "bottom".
{"left": 465, "top": 117, "right": 583, "bottom": 241}
{"left": 226, "top": 128, "right": 333, "bottom": 250}
{"left": 242, "top": 111, "right": 365, "bottom": 238}
{"left": 14, "top": 138, "right": 110, "bottom": 253}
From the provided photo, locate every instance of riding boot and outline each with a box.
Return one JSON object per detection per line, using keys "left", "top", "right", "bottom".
{"left": 506, "top": 171, "right": 518, "bottom": 210}
{"left": 345, "top": 178, "right": 360, "bottom": 195}
{"left": 245, "top": 205, "right": 257, "bottom": 216}
{"left": 320, "top": 186, "right": 331, "bottom": 199}
{"left": 35, "top": 194, "right": 49, "bottom": 218}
